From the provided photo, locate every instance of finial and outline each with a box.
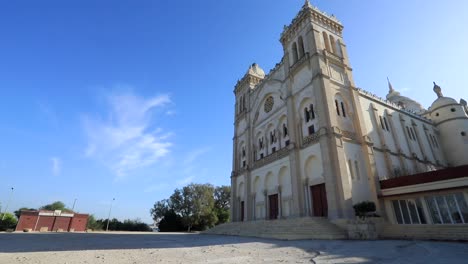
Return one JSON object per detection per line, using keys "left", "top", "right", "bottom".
{"left": 387, "top": 77, "right": 394, "bottom": 93}
{"left": 433, "top": 81, "right": 443, "bottom": 98}
{"left": 304, "top": 0, "right": 313, "bottom": 8}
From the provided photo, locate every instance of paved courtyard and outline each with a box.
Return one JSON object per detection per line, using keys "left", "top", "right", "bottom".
{"left": 0, "top": 232, "right": 467, "bottom": 263}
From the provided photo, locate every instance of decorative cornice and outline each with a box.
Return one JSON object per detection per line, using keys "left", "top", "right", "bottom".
{"left": 234, "top": 74, "right": 263, "bottom": 94}
{"left": 280, "top": 4, "right": 343, "bottom": 45}
{"left": 356, "top": 87, "right": 433, "bottom": 124}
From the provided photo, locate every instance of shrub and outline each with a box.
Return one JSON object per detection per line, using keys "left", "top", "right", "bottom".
{"left": 0, "top": 213, "right": 18, "bottom": 231}
{"left": 353, "top": 201, "right": 376, "bottom": 219}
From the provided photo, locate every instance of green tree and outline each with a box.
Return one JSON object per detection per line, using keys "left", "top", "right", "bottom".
{"left": 0, "top": 212, "right": 18, "bottom": 231}
{"left": 86, "top": 214, "right": 103, "bottom": 231}
{"left": 171, "top": 183, "right": 217, "bottom": 231}
{"left": 214, "top": 185, "right": 231, "bottom": 225}
{"left": 158, "top": 210, "right": 184, "bottom": 232}
{"left": 14, "top": 207, "right": 36, "bottom": 219}
{"left": 40, "top": 201, "right": 73, "bottom": 212}
{"left": 150, "top": 199, "right": 170, "bottom": 224}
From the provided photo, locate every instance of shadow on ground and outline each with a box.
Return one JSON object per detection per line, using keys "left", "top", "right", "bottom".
{"left": 1, "top": 232, "right": 468, "bottom": 263}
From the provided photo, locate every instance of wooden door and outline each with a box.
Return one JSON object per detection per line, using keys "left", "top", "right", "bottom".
{"left": 268, "top": 194, "right": 279, "bottom": 220}
{"left": 240, "top": 201, "right": 245, "bottom": 222}
{"left": 310, "top": 184, "right": 328, "bottom": 217}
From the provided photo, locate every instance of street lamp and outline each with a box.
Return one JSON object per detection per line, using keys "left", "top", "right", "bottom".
{"left": 71, "top": 198, "right": 77, "bottom": 212}
{"left": 1, "top": 187, "right": 14, "bottom": 221}
{"left": 106, "top": 198, "right": 115, "bottom": 232}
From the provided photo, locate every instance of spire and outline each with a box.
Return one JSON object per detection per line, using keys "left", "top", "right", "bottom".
{"left": 387, "top": 77, "right": 394, "bottom": 93}
{"left": 433, "top": 81, "right": 443, "bottom": 98}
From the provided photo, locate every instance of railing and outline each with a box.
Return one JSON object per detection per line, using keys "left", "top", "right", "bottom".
{"left": 252, "top": 146, "right": 291, "bottom": 170}
{"left": 301, "top": 132, "right": 320, "bottom": 148}
{"left": 341, "top": 130, "right": 357, "bottom": 140}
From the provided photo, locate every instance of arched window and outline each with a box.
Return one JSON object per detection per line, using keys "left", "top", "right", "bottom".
{"left": 335, "top": 100, "right": 340, "bottom": 116}
{"left": 335, "top": 95, "right": 348, "bottom": 118}
{"left": 348, "top": 159, "right": 354, "bottom": 180}
{"left": 410, "top": 127, "right": 416, "bottom": 140}
{"left": 379, "top": 116, "right": 385, "bottom": 130}
{"left": 335, "top": 39, "right": 343, "bottom": 57}
{"left": 329, "top": 35, "right": 336, "bottom": 54}
{"left": 270, "top": 130, "right": 277, "bottom": 143}
{"left": 309, "top": 104, "right": 315, "bottom": 119}
{"left": 322, "top": 32, "right": 331, "bottom": 51}
{"left": 383, "top": 117, "right": 389, "bottom": 131}
{"left": 298, "top": 36, "right": 305, "bottom": 58}
{"left": 340, "top": 102, "right": 346, "bottom": 117}
{"left": 292, "top": 42, "right": 298, "bottom": 63}
{"left": 406, "top": 126, "right": 413, "bottom": 140}
{"left": 304, "top": 107, "right": 310, "bottom": 122}
{"left": 283, "top": 123, "right": 288, "bottom": 136}
{"left": 354, "top": 161, "right": 361, "bottom": 180}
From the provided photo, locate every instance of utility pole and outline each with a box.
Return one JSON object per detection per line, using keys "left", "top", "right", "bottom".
{"left": 106, "top": 198, "right": 115, "bottom": 231}
{"left": 71, "top": 198, "right": 77, "bottom": 212}
{"left": 1, "top": 187, "right": 14, "bottom": 221}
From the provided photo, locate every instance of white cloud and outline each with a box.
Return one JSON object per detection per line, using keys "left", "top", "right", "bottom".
{"left": 183, "top": 147, "right": 211, "bottom": 166}
{"left": 83, "top": 92, "right": 172, "bottom": 178}
{"left": 176, "top": 176, "right": 194, "bottom": 186}
{"left": 51, "top": 157, "right": 61, "bottom": 176}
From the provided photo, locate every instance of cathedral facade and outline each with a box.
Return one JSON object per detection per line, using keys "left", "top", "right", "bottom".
{"left": 231, "top": 1, "right": 468, "bottom": 226}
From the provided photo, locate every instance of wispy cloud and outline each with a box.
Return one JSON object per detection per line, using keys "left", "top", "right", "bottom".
{"left": 183, "top": 147, "right": 211, "bottom": 166}
{"left": 176, "top": 176, "right": 194, "bottom": 186}
{"left": 143, "top": 147, "right": 211, "bottom": 192}
{"left": 51, "top": 157, "right": 61, "bottom": 176}
{"left": 83, "top": 91, "right": 172, "bottom": 178}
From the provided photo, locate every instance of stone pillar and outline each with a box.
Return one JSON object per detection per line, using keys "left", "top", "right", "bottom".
{"left": 285, "top": 79, "right": 305, "bottom": 217}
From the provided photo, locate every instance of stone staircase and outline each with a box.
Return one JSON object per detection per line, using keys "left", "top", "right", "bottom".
{"left": 203, "top": 217, "right": 347, "bottom": 240}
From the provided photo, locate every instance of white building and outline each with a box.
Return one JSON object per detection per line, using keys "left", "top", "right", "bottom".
{"left": 231, "top": 1, "right": 468, "bottom": 228}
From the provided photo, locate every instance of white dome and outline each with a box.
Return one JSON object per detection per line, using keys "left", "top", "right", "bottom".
{"left": 430, "top": 97, "right": 458, "bottom": 110}
{"left": 429, "top": 82, "right": 458, "bottom": 110}
{"left": 385, "top": 79, "right": 424, "bottom": 113}
{"left": 247, "top": 63, "right": 265, "bottom": 78}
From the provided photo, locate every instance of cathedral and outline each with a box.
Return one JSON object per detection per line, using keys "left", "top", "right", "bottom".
{"left": 230, "top": 1, "right": 468, "bottom": 228}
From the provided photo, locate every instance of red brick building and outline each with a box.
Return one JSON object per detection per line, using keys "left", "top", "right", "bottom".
{"left": 15, "top": 210, "right": 88, "bottom": 232}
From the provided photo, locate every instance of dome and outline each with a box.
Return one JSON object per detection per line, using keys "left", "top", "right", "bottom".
{"left": 429, "top": 82, "right": 458, "bottom": 110}
{"left": 430, "top": 97, "right": 458, "bottom": 110}
{"left": 247, "top": 63, "right": 265, "bottom": 78}
{"left": 385, "top": 78, "right": 425, "bottom": 113}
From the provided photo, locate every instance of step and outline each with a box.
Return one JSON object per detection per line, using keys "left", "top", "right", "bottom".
{"left": 204, "top": 217, "right": 347, "bottom": 240}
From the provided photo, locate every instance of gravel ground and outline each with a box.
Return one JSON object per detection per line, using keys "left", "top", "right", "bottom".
{"left": 0, "top": 232, "right": 467, "bottom": 264}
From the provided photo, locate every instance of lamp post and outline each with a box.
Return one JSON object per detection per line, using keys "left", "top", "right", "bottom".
{"left": 106, "top": 198, "right": 115, "bottom": 232}
{"left": 71, "top": 198, "right": 77, "bottom": 212}
{"left": 1, "top": 187, "right": 14, "bottom": 221}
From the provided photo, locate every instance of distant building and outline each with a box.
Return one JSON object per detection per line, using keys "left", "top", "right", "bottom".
{"left": 16, "top": 210, "right": 88, "bottom": 232}
{"left": 230, "top": 0, "right": 468, "bottom": 231}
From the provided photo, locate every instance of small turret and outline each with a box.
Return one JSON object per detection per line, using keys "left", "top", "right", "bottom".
{"left": 428, "top": 82, "right": 468, "bottom": 167}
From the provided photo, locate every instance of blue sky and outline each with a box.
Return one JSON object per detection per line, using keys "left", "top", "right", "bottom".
{"left": 0, "top": 0, "right": 467, "bottom": 223}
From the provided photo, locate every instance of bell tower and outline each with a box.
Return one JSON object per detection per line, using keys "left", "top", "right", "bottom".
{"left": 279, "top": 1, "right": 379, "bottom": 218}
{"left": 280, "top": 0, "right": 354, "bottom": 83}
